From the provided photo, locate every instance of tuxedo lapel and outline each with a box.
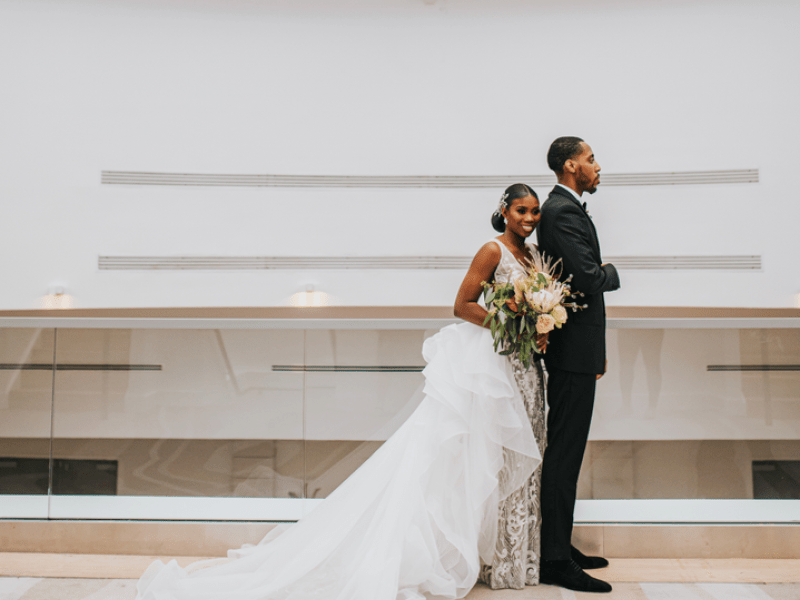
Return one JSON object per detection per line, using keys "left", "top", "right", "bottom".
{"left": 584, "top": 209, "right": 601, "bottom": 254}
{"left": 549, "top": 186, "right": 601, "bottom": 256}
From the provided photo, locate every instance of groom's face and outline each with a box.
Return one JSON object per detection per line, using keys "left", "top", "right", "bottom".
{"left": 573, "top": 143, "right": 601, "bottom": 195}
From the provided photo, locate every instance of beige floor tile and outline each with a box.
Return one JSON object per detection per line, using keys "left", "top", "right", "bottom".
{"left": 0, "top": 578, "right": 42, "bottom": 599}
{"left": 1, "top": 578, "right": 799, "bottom": 600}
{"left": 0, "top": 554, "right": 211, "bottom": 579}
{"left": 17, "top": 579, "right": 110, "bottom": 600}
{"left": 2, "top": 555, "right": 799, "bottom": 600}
{"left": 639, "top": 582, "right": 711, "bottom": 600}
{"left": 467, "top": 582, "right": 651, "bottom": 599}
{"left": 573, "top": 525, "right": 604, "bottom": 557}
{"left": 0, "top": 521, "right": 276, "bottom": 557}
{"left": 584, "top": 583, "right": 651, "bottom": 600}
{"left": 3, "top": 554, "right": 798, "bottom": 583}
{"left": 465, "top": 582, "right": 564, "bottom": 599}
{"left": 604, "top": 559, "right": 800, "bottom": 583}
{"left": 81, "top": 580, "right": 138, "bottom": 600}
{"left": 602, "top": 525, "right": 800, "bottom": 559}
{"left": 758, "top": 583, "right": 800, "bottom": 600}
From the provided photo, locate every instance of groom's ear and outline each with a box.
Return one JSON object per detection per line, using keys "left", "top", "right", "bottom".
{"left": 563, "top": 159, "right": 577, "bottom": 174}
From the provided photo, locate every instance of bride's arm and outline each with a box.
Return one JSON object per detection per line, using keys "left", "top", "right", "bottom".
{"left": 453, "top": 242, "right": 501, "bottom": 328}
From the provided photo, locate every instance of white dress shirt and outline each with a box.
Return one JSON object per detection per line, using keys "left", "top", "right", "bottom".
{"left": 556, "top": 183, "right": 582, "bottom": 202}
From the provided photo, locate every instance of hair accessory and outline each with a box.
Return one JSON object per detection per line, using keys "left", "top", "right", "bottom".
{"left": 494, "top": 192, "right": 509, "bottom": 215}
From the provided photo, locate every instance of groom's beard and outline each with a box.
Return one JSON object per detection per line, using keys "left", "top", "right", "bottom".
{"left": 577, "top": 172, "right": 599, "bottom": 195}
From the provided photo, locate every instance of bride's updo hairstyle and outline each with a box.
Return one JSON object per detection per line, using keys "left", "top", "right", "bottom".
{"left": 491, "top": 183, "right": 538, "bottom": 233}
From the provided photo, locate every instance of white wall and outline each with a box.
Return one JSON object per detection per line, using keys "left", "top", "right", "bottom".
{"left": 1, "top": 0, "right": 798, "bottom": 309}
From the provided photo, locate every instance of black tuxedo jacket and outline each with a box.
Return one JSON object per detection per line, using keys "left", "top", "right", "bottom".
{"left": 537, "top": 185, "right": 620, "bottom": 374}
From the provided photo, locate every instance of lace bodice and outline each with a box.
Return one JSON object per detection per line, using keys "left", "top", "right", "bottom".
{"left": 491, "top": 239, "right": 536, "bottom": 284}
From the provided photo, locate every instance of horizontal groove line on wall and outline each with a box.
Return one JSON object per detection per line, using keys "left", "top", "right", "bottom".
{"left": 606, "top": 256, "right": 762, "bottom": 270}
{"left": 99, "top": 255, "right": 762, "bottom": 271}
{"left": 707, "top": 365, "right": 800, "bottom": 372}
{"left": 99, "top": 257, "right": 472, "bottom": 270}
{"left": 101, "top": 169, "right": 759, "bottom": 188}
{"left": 0, "top": 364, "right": 162, "bottom": 371}
{"left": 272, "top": 365, "right": 425, "bottom": 372}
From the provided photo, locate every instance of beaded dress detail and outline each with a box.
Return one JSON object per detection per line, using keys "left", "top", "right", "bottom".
{"left": 478, "top": 240, "right": 547, "bottom": 589}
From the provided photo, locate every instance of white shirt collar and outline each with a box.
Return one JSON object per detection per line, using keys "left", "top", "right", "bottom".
{"left": 556, "top": 183, "right": 583, "bottom": 202}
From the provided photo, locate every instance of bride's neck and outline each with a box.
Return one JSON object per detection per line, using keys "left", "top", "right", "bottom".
{"left": 502, "top": 230, "right": 527, "bottom": 250}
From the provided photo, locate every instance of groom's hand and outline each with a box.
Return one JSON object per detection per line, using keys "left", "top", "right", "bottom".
{"left": 596, "top": 359, "right": 607, "bottom": 380}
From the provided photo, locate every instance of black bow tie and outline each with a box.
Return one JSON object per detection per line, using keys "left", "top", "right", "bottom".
{"left": 582, "top": 202, "right": 588, "bottom": 211}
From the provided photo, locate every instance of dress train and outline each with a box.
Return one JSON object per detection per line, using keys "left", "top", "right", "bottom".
{"left": 136, "top": 322, "right": 541, "bottom": 600}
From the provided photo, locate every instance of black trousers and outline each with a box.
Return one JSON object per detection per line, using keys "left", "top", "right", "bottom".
{"left": 540, "top": 364, "right": 597, "bottom": 560}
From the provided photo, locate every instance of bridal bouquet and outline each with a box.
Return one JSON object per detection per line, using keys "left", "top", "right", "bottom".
{"left": 481, "top": 253, "right": 585, "bottom": 368}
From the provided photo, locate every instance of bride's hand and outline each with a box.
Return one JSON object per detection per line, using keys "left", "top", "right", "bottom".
{"left": 535, "top": 332, "right": 548, "bottom": 353}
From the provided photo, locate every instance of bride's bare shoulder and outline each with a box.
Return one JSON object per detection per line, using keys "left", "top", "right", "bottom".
{"left": 469, "top": 240, "right": 502, "bottom": 269}
{"left": 478, "top": 239, "right": 503, "bottom": 257}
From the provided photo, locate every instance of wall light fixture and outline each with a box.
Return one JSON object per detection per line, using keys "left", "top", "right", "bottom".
{"left": 291, "top": 285, "right": 328, "bottom": 308}
{"left": 41, "top": 286, "right": 73, "bottom": 309}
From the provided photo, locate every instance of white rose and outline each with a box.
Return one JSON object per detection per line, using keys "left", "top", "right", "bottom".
{"left": 536, "top": 313, "right": 556, "bottom": 334}
{"left": 551, "top": 305, "right": 567, "bottom": 327}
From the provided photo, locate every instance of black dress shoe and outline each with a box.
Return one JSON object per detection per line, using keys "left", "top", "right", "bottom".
{"left": 540, "top": 559, "right": 612, "bottom": 593}
{"left": 571, "top": 545, "right": 610, "bottom": 569}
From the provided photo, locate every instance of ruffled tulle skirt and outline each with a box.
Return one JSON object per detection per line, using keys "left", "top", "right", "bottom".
{"left": 136, "top": 322, "right": 541, "bottom": 600}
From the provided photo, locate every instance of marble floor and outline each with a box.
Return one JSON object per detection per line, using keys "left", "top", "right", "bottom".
{"left": 1, "top": 554, "right": 798, "bottom": 600}
{"left": 468, "top": 582, "right": 800, "bottom": 599}
{"left": 1, "top": 578, "right": 799, "bottom": 600}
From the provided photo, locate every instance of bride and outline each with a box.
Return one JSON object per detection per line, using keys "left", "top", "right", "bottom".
{"left": 136, "top": 183, "right": 547, "bottom": 600}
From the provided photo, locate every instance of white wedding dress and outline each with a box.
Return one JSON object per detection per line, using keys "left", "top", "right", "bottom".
{"left": 136, "top": 240, "right": 542, "bottom": 600}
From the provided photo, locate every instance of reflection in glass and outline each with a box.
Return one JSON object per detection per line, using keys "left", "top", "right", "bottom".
{"left": 578, "top": 439, "right": 800, "bottom": 500}
{"left": 585, "top": 328, "right": 800, "bottom": 500}
{"left": 0, "top": 323, "right": 797, "bottom": 515}
{"left": 753, "top": 460, "right": 800, "bottom": 499}
{"left": 616, "top": 329, "right": 663, "bottom": 418}
{"left": 51, "top": 329, "right": 305, "bottom": 499}
{"left": 0, "top": 329, "right": 54, "bottom": 503}
{"left": 0, "top": 457, "right": 49, "bottom": 494}
{"left": 303, "top": 329, "right": 428, "bottom": 497}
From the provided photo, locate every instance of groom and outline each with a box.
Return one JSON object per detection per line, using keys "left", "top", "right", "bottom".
{"left": 536, "top": 137, "right": 620, "bottom": 593}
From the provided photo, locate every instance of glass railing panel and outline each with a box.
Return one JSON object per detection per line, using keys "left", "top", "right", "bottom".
{"left": 49, "top": 328, "right": 305, "bottom": 519}
{"left": 0, "top": 328, "right": 54, "bottom": 518}
{"left": 1, "top": 319, "right": 793, "bottom": 521}
{"left": 302, "top": 329, "right": 433, "bottom": 498}
{"left": 579, "top": 328, "right": 800, "bottom": 501}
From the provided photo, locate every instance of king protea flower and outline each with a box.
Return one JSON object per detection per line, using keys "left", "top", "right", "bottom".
{"left": 527, "top": 289, "right": 561, "bottom": 313}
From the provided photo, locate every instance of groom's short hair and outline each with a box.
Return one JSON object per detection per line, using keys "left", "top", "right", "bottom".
{"left": 547, "top": 137, "right": 585, "bottom": 174}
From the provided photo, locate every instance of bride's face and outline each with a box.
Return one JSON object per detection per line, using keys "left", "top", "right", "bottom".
{"left": 503, "top": 195, "right": 541, "bottom": 239}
